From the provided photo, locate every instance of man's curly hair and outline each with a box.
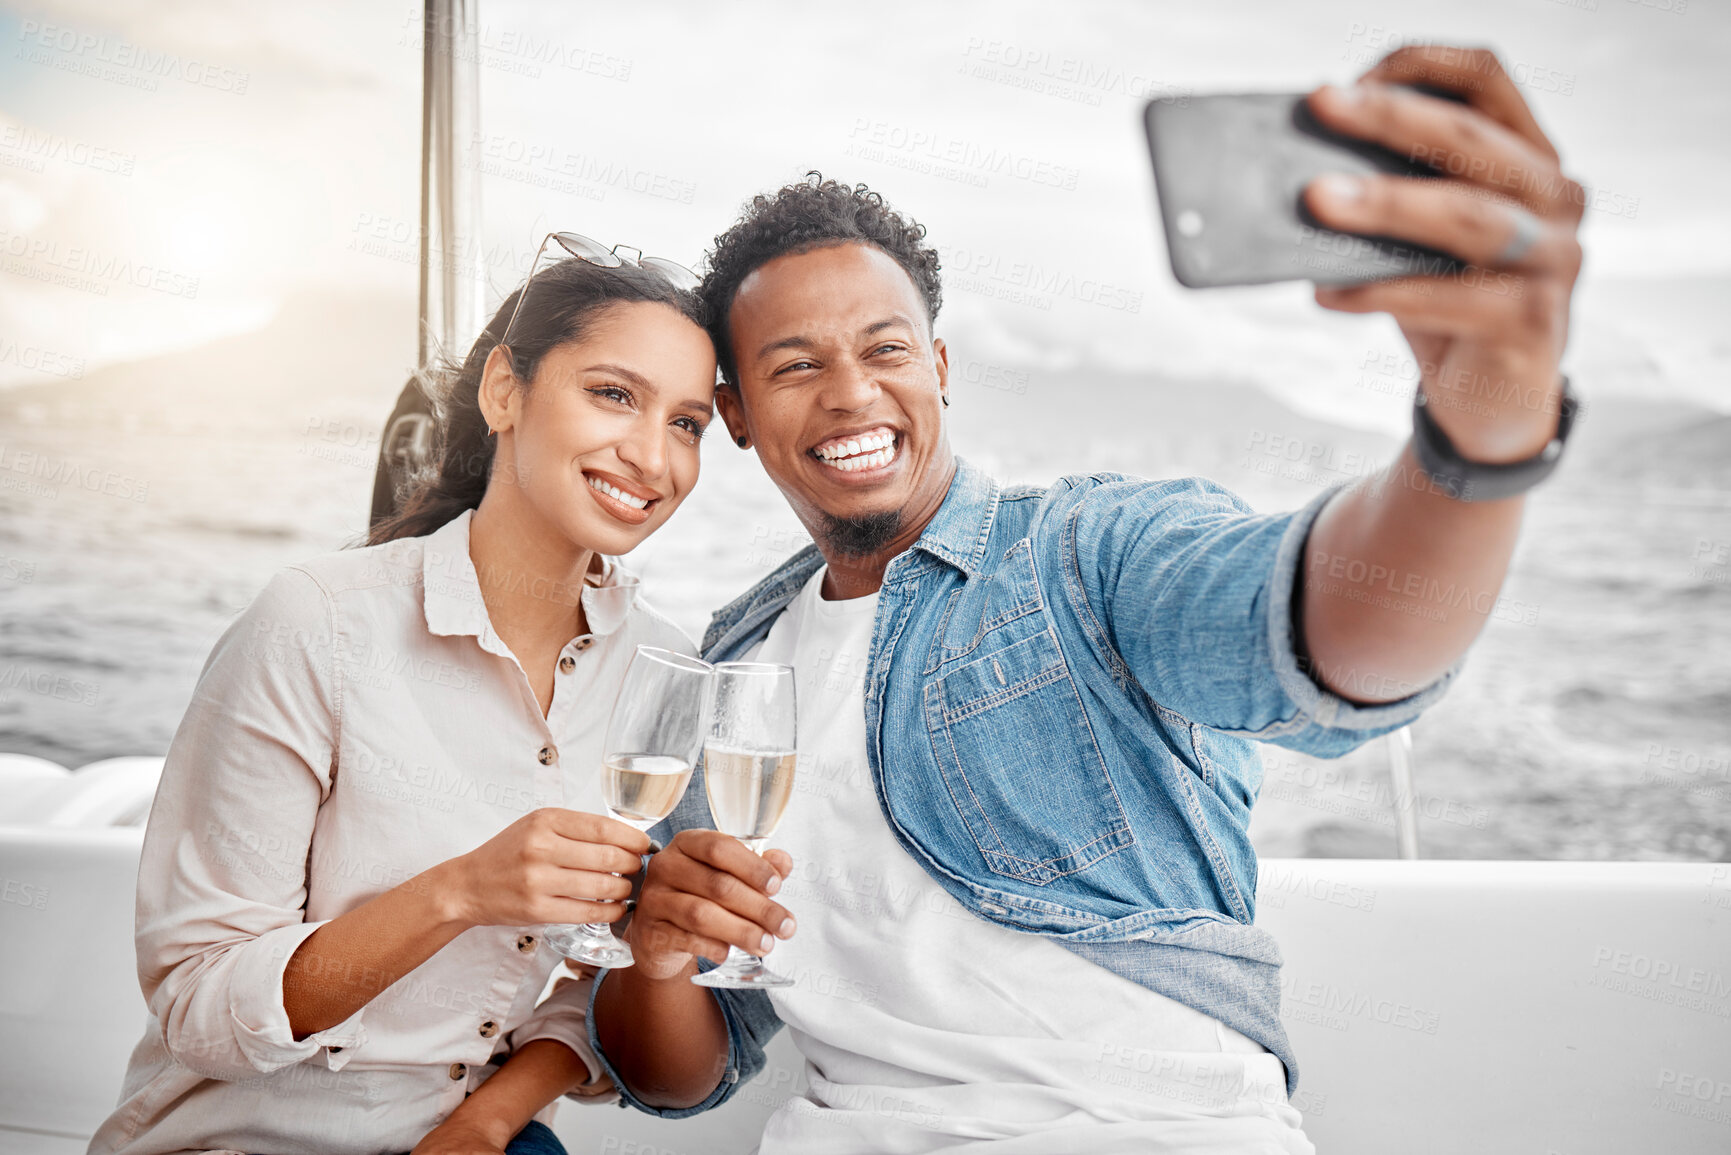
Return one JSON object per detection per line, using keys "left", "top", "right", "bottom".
{"left": 700, "top": 173, "right": 943, "bottom": 387}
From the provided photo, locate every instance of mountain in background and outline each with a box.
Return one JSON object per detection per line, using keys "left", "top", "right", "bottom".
{"left": 1, "top": 288, "right": 1724, "bottom": 495}
{"left": 0, "top": 291, "right": 418, "bottom": 437}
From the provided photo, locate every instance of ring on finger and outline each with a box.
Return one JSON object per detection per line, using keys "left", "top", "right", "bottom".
{"left": 1497, "top": 205, "right": 1544, "bottom": 265}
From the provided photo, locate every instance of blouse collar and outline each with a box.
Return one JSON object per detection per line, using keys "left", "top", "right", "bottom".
{"left": 420, "top": 509, "right": 641, "bottom": 649}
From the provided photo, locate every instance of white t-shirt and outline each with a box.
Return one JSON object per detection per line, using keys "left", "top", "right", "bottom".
{"left": 741, "top": 566, "right": 1312, "bottom": 1154}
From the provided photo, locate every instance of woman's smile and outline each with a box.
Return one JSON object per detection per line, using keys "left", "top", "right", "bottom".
{"left": 584, "top": 467, "right": 660, "bottom": 525}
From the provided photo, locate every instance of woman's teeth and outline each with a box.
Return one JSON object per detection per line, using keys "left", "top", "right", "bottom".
{"left": 587, "top": 475, "right": 650, "bottom": 509}
{"left": 814, "top": 432, "right": 898, "bottom": 473}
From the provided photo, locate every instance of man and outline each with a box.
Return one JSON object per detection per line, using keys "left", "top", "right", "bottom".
{"left": 589, "top": 46, "right": 1583, "bottom": 1152}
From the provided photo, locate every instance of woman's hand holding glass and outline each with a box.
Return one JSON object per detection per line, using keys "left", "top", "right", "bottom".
{"left": 545, "top": 646, "right": 712, "bottom": 967}
{"left": 435, "top": 808, "right": 651, "bottom": 930}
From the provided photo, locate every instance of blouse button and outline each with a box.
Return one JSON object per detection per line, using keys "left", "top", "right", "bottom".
{"left": 574, "top": 636, "right": 594, "bottom": 651}
{"left": 537, "top": 745, "right": 557, "bottom": 766}
{"left": 478, "top": 1020, "right": 499, "bottom": 1039}
{"left": 516, "top": 933, "right": 536, "bottom": 953}
{"left": 448, "top": 1062, "right": 467, "bottom": 1081}
{"left": 558, "top": 655, "right": 576, "bottom": 674}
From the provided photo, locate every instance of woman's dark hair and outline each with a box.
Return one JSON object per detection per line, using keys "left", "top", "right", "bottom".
{"left": 368, "top": 259, "right": 705, "bottom": 545}
{"left": 700, "top": 173, "right": 943, "bottom": 387}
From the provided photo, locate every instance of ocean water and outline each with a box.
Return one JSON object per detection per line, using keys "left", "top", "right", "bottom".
{"left": 1, "top": 306, "right": 1726, "bottom": 863}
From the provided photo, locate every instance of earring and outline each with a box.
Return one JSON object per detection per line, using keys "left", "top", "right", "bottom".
{"left": 941, "top": 394, "right": 950, "bottom": 408}
{"left": 735, "top": 434, "right": 748, "bottom": 448}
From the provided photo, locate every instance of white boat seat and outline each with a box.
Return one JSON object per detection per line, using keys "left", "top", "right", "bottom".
{"left": 1253, "top": 859, "right": 1728, "bottom": 1154}
{"left": 0, "top": 826, "right": 148, "bottom": 1153}
{"left": 0, "top": 755, "right": 73, "bottom": 826}
{"left": 1, "top": 826, "right": 1722, "bottom": 1153}
{"left": 37, "top": 757, "right": 165, "bottom": 829}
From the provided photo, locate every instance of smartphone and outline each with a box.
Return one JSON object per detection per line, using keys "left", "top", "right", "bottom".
{"left": 1144, "top": 91, "right": 1463, "bottom": 288}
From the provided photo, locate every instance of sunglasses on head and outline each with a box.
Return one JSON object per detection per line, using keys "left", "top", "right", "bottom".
{"left": 499, "top": 231, "right": 700, "bottom": 350}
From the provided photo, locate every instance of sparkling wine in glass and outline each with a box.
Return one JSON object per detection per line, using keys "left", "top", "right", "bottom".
{"left": 692, "top": 661, "right": 797, "bottom": 989}
{"left": 545, "top": 646, "right": 709, "bottom": 968}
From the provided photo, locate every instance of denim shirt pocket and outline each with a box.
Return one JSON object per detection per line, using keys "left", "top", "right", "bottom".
{"left": 922, "top": 552, "right": 1136, "bottom": 886}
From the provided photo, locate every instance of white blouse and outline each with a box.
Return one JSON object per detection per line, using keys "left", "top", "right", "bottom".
{"left": 90, "top": 509, "right": 696, "bottom": 1155}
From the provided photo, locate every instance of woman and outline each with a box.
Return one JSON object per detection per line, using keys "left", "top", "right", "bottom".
{"left": 90, "top": 253, "right": 719, "bottom": 1155}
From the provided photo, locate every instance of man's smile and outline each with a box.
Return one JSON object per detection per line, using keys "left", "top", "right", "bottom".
{"left": 807, "top": 425, "right": 901, "bottom": 476}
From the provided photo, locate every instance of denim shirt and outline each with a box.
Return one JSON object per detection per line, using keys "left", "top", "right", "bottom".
{"left": 588, "top": 456, "right": 1454, "bottom": 1105}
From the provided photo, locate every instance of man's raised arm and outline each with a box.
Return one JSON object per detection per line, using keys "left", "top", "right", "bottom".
{"left": 1292, "top": 46, "right": 1584, "bottom": 702}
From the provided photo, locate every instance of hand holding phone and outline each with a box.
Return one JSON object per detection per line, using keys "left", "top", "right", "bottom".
{"left": 1146, "top": 44, "right": 1586, "bottom": 472}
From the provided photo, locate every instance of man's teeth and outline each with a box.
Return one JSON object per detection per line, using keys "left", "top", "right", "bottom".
{"left": 814, "top": 432, "right": 898, "bottom": 472}
{"left": 587, "top": 476, "right": 650, "bottom": 509}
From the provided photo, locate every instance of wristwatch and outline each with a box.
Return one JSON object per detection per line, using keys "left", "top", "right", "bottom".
{"left": 1411, "top": 375, "right": 1578, "bottom": 501}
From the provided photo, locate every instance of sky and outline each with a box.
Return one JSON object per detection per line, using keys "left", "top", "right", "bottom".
{"left": 1, "top": 0, "right": 1727, "bottom": 432}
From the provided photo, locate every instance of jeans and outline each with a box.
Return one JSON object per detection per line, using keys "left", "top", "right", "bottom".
{"left": 504, "top": 1120, "right": 567, "bottom": 1155}
{"left": 372, "top": 1119, "right": 567, "bottom": 1155}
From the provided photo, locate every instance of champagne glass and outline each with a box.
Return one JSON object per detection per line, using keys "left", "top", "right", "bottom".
{"left": 545, "top": 646, "right": 710, "bottom": 967}
{"left": 692, "top": 661, "right": 798, "bottom": 989}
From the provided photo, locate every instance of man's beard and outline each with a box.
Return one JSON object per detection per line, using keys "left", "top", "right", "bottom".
{"left": 817, "top": 508, "right": 903, "bottom": 557}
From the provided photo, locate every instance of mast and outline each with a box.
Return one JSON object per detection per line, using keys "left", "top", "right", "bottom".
{"left": 418, "top": 0, "right": 485, "bottom": 367}
{"left": 371, "top": 0, "right": 484, "bottom": 526}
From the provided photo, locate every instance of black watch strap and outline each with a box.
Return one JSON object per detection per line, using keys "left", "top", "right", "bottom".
{"left": 1411, "top": 375, "right": 1578, "bottom": 501}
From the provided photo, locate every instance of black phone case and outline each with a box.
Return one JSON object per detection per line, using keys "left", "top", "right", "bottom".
{"left": 1144, "top": 92, "right": 1463, "bottom": 288}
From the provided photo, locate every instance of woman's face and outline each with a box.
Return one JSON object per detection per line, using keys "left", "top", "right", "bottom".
{"left": 490, "top": 301, "right": 717, "bottom": 557}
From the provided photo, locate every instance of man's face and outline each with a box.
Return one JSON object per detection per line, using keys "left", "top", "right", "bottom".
{"left": 716, "top": 242, "right": 952, "bottom": 547}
